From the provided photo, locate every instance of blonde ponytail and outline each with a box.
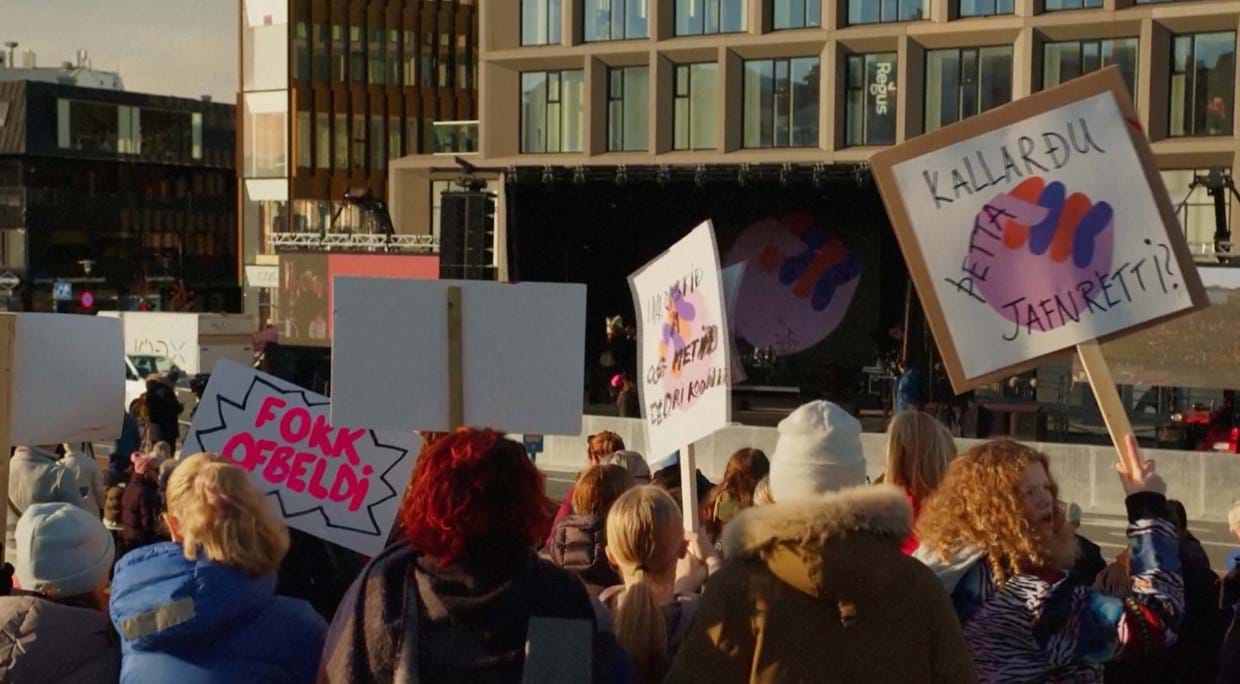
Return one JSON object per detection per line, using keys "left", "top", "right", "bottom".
{"left": 606, "top": 486, "right": 682, "bottom": 684}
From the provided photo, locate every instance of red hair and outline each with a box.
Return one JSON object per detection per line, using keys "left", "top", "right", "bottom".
{"left": 401, "top": 428, "right": 550, "bottom": 565}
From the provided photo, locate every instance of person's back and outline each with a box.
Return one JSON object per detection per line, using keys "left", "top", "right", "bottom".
{"left": 549, "top": 513, "right": 621, "bottom": 597}
{"left": 0, "top": 593, "right": 119, "bottom": 684}
{"left": 110, "top": 453, "right": 325, "bottom": 683}
{"left": 7, "top": 446, "right": 80, "bottom": 559}
{"left": 60, "top": 443, "right": 106, "bottom": 518}
{"left": 110, "top": 541, "right": 326, "bottom": 684}
{"left": 0, "top": 502, "right": 120, "bottom": 684}
{"left": 666, "top": 484, "right": 972, "bottom": 683}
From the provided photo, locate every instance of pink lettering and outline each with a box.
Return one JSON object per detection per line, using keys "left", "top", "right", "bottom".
{"left": 288, "top": 451, "right": 317, "bottom": 493}
{"left": 279, "top": 407, "right": 312, "bottom": 444}
{"left": 255, "top": 396, "right": 286, "bottom": 429}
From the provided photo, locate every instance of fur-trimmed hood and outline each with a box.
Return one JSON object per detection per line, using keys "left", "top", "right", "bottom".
{"left": 721, "top": 484, "right": 914, "bottom": 602}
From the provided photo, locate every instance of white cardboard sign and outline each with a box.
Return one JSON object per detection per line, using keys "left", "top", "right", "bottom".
{"left": 871, "top": 69, "right": 1206, "bottom": 391}
{"left": 629, "top": 221, "right": 732, "bottom": 460}
{"left": 330, "top": 278, "right": 587, "bottom": 435}
{"left": 183, "top": 360, "right": 420, "bottom": 557}
{"left": 11, "top": 314, "right": 123, "bottom": 445}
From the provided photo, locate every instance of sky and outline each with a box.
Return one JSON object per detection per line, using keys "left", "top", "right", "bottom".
{"left": 6, "top": 0, "right": 237, "bottom": 103}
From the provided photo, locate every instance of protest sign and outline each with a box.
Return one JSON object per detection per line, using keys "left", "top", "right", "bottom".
{"left": 871, "top": 67, "right": 1207, "bottom": 459}
{"left": 183, "top": 360, "right": 419, "bottom": 556}
{"left": 0, "top": 313, "right": 123, "bottom": 562}
{"left": 629, "top": 221, "right": 732, "bottom": 528}
{"left": 331, "top": 278, "right": 587, "bottom": 435}
{"left": 871, "top": 68, "right": 1206, "bottom": 393}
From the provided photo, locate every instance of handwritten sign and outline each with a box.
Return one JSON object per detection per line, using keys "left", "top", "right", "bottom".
{"left": 183, "top": 360, "right": 419, "bottom": 556}
{"left": 629, "top": 221, "right": 732, "bottom": 459}
{"left": 871, "top": 68, "right": 1207, "bottom": 392}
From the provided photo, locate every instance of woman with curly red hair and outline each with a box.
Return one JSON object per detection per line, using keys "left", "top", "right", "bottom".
{"left": 914, "top": 437, "right": 1183, "bottom": 683}
{"left": 319, "top": 428, "right": 629, "bottom": 684}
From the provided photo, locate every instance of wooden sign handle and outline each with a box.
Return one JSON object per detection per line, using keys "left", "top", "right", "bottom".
{"left": 0, "top": 316, "right": 15, "bottom": 564}
{"left": 446, "top": 287, "right": 464, "bottom": 430}
{"left": 1076, "top": 339, "right": 1133, "bottom": 464}
{"left": 680, "top": 442, "right": 699, "bottom": 533}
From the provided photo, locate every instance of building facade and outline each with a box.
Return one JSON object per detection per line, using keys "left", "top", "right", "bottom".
{"left": 0, "top": 79, "right": 237, "bottom": 312}
{"left": 238, "top": 0, "right": 479, "bottom": 323}
{"left": 380, "top": 0, "right": 1240, "bottom": 420}
{"left": 390, "top": 0, "right": 1239, "bottom": 256}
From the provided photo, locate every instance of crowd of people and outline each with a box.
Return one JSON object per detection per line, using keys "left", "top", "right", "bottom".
{"left": 4, "top": 395, "right": 1240, "bottom": 683}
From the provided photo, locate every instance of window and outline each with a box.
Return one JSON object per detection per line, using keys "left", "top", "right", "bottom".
{"left": 297, "top": 107, "right": 311, "bottom": 169}
{"left": 371, "top": 115, "right": 386, "bottom": 172}
{"left": 674, "top": 63, "right": 718, "bottom": 150}
{"left": 1045, "top": 0, "right": 1101, "bottom": 10}
{"left": 422, "top": 30, "right": 436, "bottom": 86}
{"left": 1163, "top": 169, "right": 1232, "bottom": 253}
{"left": 192, "top": 112, "right": 203, "bottom": 160}
{"left": 848, "top": 0, "right": 922, "bottom": 24}
{"left": 439, "top": 31, "right": 451, "bottom": 88}
{"left": 404, "top": 30, "right": 416, "bottom": 85}
{"left": 244, "top": 91, "right": 288, "bottom": 176}
{"left": 389, "top": 113, "right": 403, "bottom": 160}
{"left": 58, "top": 99, "right": 119, "bottom": 153}
{"left": 313, "top": 23, "right": 330, "bottom": 80}
{"left": 845, "top": 53, "right": 897, "bottom": 146}
{"left": 924, "top": 46, "right": 1012, "bottom": 132}
{"left": 743, "top": 57, "right": 820, "bottom": 148}
{"left": 958, "top": 0, "right": 1013, "bottom": 17}
{"left": 335, "top": 111, "right": 349, "bottom": 171}
{"left": 584, "top": 0, "right": 648, "bottom": 41}
{"left": 294, "top": 22, "right": 310, "bottom": 79}
{"left": 350, "top": 26, "right": 366, "bottom": 81}
{"left": 521, "top": 70, "right": 584, "bottom": 153}
{"left": 523, "top": 0, "right": 562, "bottom": 46}
{"left": 607, "top": 67, "right": 649, "bottom": 151}
{"left": 774, "top": 0, "right": 821, "bottom": 29}
{"left": 458, "top": 33, "right": 472, "bottom": 90}
{"left": 142, "top": 108, "right": 194, "bottom": 163}
{"left": 316, "top": 111, "right": 330, "bottom": 169}
{"left": 332, "top": 23, "right": 347, "bottom": 82}
{"left": 431, "top": 121, "right": 480, "bottom": 154}
{"left": 369, "top": 27, "right": 385, "bottom": 85}
{"left": 407, "top": 116, "right": 420, "bottom": 155}
{"left": 388, "top": 30, "right": 402, "bottom": 85}
{"left": 352, "top": 112, "right": 367, "bottom": 171}
{"left": 118, "top": 105, "right": 140, "bottom": 154}
{"left": 1043, "top": 38, "right": 1138, "bottom": 100}
{"left": 1171, "top": 32, "right": 1236, "bottom": 137}
{"left": 676, "top": 0, "right": 745, "bottom": 36}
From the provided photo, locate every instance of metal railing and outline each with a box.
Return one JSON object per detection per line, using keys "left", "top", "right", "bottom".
{"left": 269, "top": 232, "right": 438, "bottom": 253}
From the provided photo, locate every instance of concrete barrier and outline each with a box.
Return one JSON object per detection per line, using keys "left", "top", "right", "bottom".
{"left": 533, "top": 415, "right": 1240, "bottom": 522}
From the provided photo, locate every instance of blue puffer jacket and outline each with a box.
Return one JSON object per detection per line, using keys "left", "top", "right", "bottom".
{"left": 110, "top": 541, "right": 327, "bottom": 684}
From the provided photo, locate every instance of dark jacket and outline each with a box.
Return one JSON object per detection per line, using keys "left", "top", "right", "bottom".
{"left": 121, "top": 473, "right": 161, "bottom": 551}
{"left": 1068, "top": 533, "right": 1107, "bottom": 586}
{"left": 666, "top": 485, "right": 973, "bottom": 684}
{"left": 111, "top": 414, "right": 142, "bottom": 483}
{"left": 1098, "top": 534, "right": 1221, "bottom": 684}
{"left": 547, "top": 513, "right": 622, "bottom": 597}
{"left": 318, "top": 544, "right": 629, "bottom": 684}
{"left": 109, "top": 542, "right": 326, "bottom": 684}
{"left": 144, "top": 381, "right": 182, "bottom": 444}
{"left": 1219, "top": 567, "right": 1240, "bottom": 684}
{"left": 0, "top": 593, "right": 120, "bottom": 684}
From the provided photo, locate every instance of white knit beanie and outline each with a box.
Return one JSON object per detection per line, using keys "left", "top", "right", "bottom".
{"left": 769, "top": 400, "right": 866, "bottom": 502}
{"left": 16, "top": 502, "right": 115, "bottom": 598}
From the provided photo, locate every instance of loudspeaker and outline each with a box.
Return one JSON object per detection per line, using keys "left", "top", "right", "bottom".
{"left": 439, "top": 190, "right": 497, "bottom": 280}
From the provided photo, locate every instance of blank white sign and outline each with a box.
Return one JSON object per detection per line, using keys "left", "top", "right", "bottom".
{"left": 331, "top": 277, "right": 587, "bottom": 435}
{"left": 12, "top": 314, "right": 123, "bottom": 445}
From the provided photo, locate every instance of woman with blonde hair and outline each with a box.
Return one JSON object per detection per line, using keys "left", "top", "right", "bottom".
{"left": 914, "top": 437, "right": 1183, "bottom": 683}
{"left": 547, "top": 463, "right": 636, "bottom": 596}
{"left": 602, "top": 486, "right": 715, "bottom": 684}
{"left": 884, "top": 411, "right": 956, "bottom": 553}
{"left": 109, "top": 453, "right": 326, "bottom": 683}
